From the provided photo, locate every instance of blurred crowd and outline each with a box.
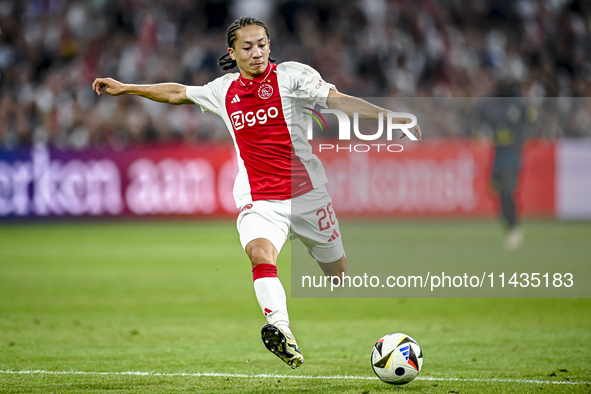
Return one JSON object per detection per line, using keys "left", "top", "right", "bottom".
{"left": 0, "top": 0, "right": 590, "bottom": 150}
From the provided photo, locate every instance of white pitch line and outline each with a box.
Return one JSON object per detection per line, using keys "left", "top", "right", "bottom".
{"left": 0, "top": 370, "right": 588, "bottom": 386}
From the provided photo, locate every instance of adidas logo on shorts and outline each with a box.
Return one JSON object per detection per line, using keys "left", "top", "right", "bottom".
{"left": 327, "top": 229, "right": 340, "bottom": 242}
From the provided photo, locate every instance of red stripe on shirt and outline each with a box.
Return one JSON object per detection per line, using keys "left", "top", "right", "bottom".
{"left": 225, "top": 63, "right": 313, "bottom": 201}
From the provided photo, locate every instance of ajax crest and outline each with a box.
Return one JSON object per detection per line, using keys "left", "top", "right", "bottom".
{"left": 257, "top": 84, "right": 273, "bottom": 99}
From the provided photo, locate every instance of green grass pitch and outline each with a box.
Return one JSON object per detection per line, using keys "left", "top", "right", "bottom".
{"left": 0, "top": 220, "right": 590, "bottom": 393}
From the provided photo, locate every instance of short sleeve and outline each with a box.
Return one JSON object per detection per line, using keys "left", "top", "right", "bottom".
{"left": 279, "top": 62, "right": 335, "bottom": 107}
{"left": 185, "top": 74, "right": 237, "bottom": 115}
{"left": 185, "top": 83, "right": 220, "bottom": 114}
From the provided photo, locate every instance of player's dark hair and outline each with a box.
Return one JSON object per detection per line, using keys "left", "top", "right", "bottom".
{"left": 218, "top": 16, "right": 275, "bottom": 71}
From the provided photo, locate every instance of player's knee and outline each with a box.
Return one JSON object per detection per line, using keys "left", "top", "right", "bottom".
{"left": 332, "top": 264, "right": 346, "bottom": 277}
{"left": 325, "top": 266, "right": 346, "bottom": 287}
{"left": 329, "top": 262, "right": 346, "bottom": 276}
{"left": 318, "top": 255, "right": 347, "bottom": 277}
{"left": 335, "top": 254, "right": 347, "bottom": 276}
{"left": 249, "top": 247, "right": 275, "bottom": 266}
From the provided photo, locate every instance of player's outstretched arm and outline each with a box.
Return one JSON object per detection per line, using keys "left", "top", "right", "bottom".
{"left": 92, "top": 77, "right": 193, "bottom": 105}
{"left": 326, "top": 89, "right": 422, "bottom": 140}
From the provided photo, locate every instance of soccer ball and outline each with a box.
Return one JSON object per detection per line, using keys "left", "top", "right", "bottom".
{"left": 370, "top": 333, "right": 423, "bottom": 385}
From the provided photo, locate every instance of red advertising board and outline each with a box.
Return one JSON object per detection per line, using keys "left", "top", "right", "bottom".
{"left": 0, "top": 144, "right": 239, "bottom": 218}
{"left": 314, "top": 140, "right": 555, "bottom": 218}
{"left": 519, "top": 140, "right": 555, "bottom": 217}
{"left": 0, "top": 140, "right": 556, "bottom": 219}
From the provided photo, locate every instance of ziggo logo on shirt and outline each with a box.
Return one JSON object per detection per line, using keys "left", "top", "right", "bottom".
{"left": 230, "top": 107, "right": 279, "bottom": 130}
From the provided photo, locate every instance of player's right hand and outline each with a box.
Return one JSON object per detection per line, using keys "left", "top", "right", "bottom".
{"left": 92, "top": 77, "right": 125, "bottom": 96}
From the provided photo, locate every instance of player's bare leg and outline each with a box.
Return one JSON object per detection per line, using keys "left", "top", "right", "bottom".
{"left": 312, "top": 253, "right": 347, "bottom": 286}
{"left": 246, "top": 237, "right": 278, "bottom": 266}
{"left": 316, "top": 254, "right": 347, "bottom": 277}
{"left": 246, "top": 238, "right": 304, "bottom": 368}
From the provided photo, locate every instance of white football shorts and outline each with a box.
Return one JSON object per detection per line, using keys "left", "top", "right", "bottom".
{"left": 237, "top": 185, "right": 345, "bottom": 263}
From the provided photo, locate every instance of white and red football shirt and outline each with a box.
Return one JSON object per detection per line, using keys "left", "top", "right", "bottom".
{"left": 185, "top": 62, "right": 333, "bottom": 208}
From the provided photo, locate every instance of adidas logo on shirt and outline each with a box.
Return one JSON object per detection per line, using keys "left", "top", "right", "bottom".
{"left": 231, "top": 94, "right": 240, "bottom": 103}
